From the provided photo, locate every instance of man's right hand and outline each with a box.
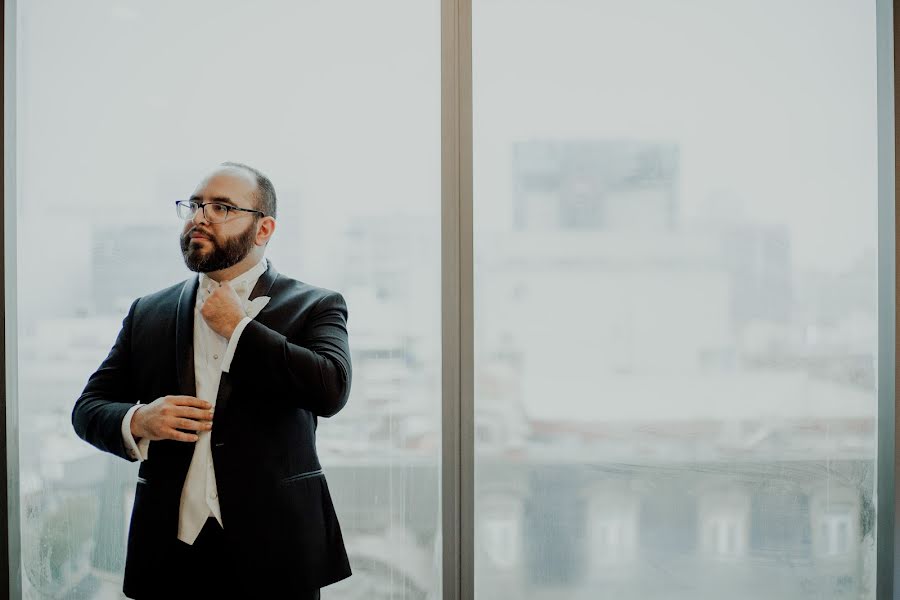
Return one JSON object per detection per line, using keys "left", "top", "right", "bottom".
{"left": 130, "top": 395, "right": 214, "bottom": 442}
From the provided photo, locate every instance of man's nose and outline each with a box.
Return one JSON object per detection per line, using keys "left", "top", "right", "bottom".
{"left": 191, "top": 205, "right": 210, "bottom": 226}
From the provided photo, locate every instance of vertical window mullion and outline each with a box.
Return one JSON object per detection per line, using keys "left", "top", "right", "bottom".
{"left": 3, "top": 0, "right": 22, "bottom": 598}
{"left": 876, "top": 0, "right": 897, "bottom": 596}
{"left": 442, "top": 0, "right": 473, "bottom": 597}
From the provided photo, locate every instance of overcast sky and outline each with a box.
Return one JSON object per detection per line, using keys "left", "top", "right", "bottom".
{"left": 17, "top": 0, "right": 878, "bottom": 274}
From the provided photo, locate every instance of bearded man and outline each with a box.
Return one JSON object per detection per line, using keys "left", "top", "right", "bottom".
{"left": 72, "top": 162, "right": 352, "bottom": 599}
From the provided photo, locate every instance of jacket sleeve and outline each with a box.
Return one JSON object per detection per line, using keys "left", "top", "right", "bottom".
{"left": 228, "top": 291, "right": 352, "bottom": 417}
{"left": 71, "top": 297, "right": 142, "bottom": 462}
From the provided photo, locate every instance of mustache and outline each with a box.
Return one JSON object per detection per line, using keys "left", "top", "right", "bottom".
{"left": 186, "top": 228, "right": 214, "bottom": 239}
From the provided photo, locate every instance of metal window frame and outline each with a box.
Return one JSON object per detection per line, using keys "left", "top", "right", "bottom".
{"left": 442, "top": 0, "right": 473, "bottom": 597}
{"left": 878, "top": 1, "right": 898, "bottom": 598}
{"left": 0, "top": 1, "right": 895, "bottom": 599}
{"left": 3, "top": 0, "right": 20, "bottom": 598}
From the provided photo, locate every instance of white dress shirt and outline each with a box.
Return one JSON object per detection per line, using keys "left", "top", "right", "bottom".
{"left": 120, "top": 256, "right": 271, "bottom": 544}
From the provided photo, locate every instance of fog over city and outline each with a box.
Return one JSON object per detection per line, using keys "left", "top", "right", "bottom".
{"left": 13, "top": 1, "right": 877, "bottom": 599}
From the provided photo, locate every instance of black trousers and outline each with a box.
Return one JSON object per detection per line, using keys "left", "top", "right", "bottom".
{"left": 130, "top": 516, "right": 321, "bottom": 599}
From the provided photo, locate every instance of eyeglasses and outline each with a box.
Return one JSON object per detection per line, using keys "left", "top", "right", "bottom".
{"left": 175, "top": 200, "right": 266, "bottom": 224}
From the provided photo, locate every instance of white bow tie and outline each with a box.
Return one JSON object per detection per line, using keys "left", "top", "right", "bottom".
{"left": 201, "top": 280, "right": 249, "bottom": 295}
{"left": 199, "top": 282, "right": 271, "bottom": 318}
{"left": 243, "top": 296, "right": 271, "bottom": 319}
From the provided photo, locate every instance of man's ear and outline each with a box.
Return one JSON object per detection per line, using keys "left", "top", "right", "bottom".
{"left": 257, "top": 217, "right": 275, "bottom": 245}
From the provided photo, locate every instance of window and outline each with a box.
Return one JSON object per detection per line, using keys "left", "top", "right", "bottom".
{"left": 5, "top": 0, "right": 891, "bottom": 599}
{"left": 814, "top": 496, "right": 859, "bottom": 559}
{"left": 473, "top": 0, "right": 880, "bottom": 597}
{"left": 699, "top": 491, "right": 750, "bottom": 560}
{"left": 479, "top": 494, "right": 522, "bottom": 569}
{"left": 588, "top": 491, "right": 639, "bottom": 568}
{"left": 13, "top": 1, "right": 440, "bottom": 598}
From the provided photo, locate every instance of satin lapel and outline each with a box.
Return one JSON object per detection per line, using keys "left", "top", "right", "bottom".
{"left": 167, "top": 275, "right": 200, "bottom": 475}
{"left": 213, "top": 258, "right": 280, "bottom": 435}
{"left": 249, "top": 257, "right": 279, "bottom": 302}
{"left": 175, "top": 275, "right": 199, "bottom": 398}
{"left": 244, "top": 257, "right": 279, "bottom": 329}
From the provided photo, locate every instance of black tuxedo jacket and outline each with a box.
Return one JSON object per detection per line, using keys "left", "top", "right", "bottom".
{"left": 71, "top": 258, "right": 353, "bottom": 596}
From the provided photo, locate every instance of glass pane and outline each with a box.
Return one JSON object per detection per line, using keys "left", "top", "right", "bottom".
{"left": 473, "top": 1, "right": 878, "bottom": 598}
{"left": 16, "top": 1, "right": 440, "bottom": 598}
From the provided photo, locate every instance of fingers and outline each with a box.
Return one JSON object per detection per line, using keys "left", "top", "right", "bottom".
{"left": 166, "top": 428, "right": 200, "bottom": 443}
{"left": 168, "top": 395, "right": 213, "bottom": 409}
{"left": 159, "top": 418, "right": 209, "bottom": 442}
{"left": 154, "top": 396, "right": 214, "bottom": 442}
{"left": 172, "top": 406, "right": 215, "bottom": 421}
{"left": 172, "top": 417, "right": 213, "bottom": 432}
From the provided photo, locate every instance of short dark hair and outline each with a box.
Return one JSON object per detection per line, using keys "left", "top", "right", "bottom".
{"left": 220, "top": 161, "right": 277, "bottom": 219}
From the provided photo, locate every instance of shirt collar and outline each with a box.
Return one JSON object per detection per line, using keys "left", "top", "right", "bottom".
{"left": 197, "top": 256, "right": 268, "bottom": 299}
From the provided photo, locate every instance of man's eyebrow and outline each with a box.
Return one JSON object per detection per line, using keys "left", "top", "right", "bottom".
{"left": 189, "top": 195, "right": 238, "bottom": 207}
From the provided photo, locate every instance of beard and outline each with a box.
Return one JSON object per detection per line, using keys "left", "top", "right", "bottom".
{"left": 180, "top": 219, "right": 258, "bottom": 273}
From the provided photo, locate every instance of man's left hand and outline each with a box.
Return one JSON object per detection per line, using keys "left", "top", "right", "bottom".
{"left": 201, "top": 281, "right": 245, "bottom": 340}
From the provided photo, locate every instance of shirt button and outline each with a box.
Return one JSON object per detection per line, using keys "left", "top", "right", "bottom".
{"left": 213, "top": 354, "right": 219, "bottom": 359}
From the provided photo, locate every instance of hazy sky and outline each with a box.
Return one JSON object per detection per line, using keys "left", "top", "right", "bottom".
{"left": 473, "top": 0, "right": 878, "bottom": 271}
{"left": 17, "top": 0, "right": 878, "bottom": 274}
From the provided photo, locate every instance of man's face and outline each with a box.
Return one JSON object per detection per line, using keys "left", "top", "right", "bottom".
{"left": 180, "top": 169, "right": 261, "bottom": 273}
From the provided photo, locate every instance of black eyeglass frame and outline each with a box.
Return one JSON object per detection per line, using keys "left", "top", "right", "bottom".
{"left": 175, "top": 200, "right": 268, "bottom": 223}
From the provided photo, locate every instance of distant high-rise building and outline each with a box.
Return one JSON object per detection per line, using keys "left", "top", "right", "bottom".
{"left": 512, "top": 140, "right": 679, "bottom": 232}
{"left": 91, "top": 224, "right": 187, "bottom": 314}
{"left": 719, "top": 223, "right": 793, "bottom": 328}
